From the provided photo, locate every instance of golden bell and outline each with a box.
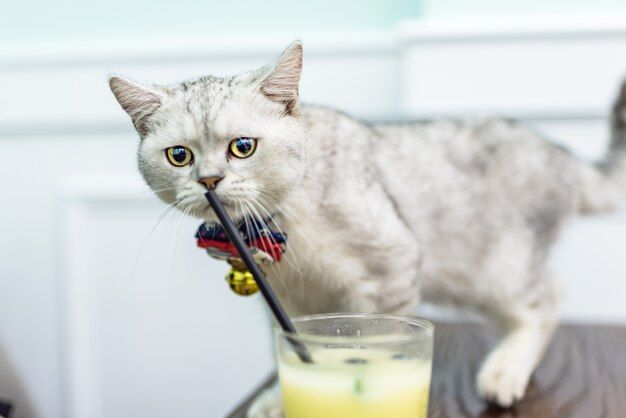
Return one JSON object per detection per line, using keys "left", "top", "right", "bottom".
{"left": 226, "top": 267, "right": 259, "bottom": 296}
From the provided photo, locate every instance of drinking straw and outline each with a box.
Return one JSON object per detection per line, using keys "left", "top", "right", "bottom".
{"left": 204, "top": 190, "right": 313, "bottom": 363}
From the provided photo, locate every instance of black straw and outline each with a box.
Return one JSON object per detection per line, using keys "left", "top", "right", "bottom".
{"left": 204, "top": 190, "right": 313, "bottom": 363}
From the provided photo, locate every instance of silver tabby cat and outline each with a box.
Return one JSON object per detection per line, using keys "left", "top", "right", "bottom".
{"left": 109, "top": 41, "right": 626, "bottom": 413}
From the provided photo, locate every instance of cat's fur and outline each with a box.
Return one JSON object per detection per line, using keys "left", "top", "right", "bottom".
{"left": 109, "top": 42, "right": 626, "bottom": 412}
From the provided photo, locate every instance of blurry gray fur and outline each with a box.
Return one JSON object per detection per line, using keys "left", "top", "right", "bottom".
{"left": 109, "top": 41, "right": 626, "bottom": 412}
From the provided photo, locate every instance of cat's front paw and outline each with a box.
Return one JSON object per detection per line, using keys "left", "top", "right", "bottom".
{"left": 476, "top": 351, "right": 531, "bottom": 407}
{"left": 246, "top": 384, "right": 283, "bottom": 418}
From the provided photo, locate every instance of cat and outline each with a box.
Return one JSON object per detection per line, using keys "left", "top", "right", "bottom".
{"left": 109, "top": 41, "right": 626, "bottom": 414}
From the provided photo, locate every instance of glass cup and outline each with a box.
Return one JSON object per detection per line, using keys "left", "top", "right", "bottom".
{"left": 275, "top": 313, "right": 434, "bottom": 418}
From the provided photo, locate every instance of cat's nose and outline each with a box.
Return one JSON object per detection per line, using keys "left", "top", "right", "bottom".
{"left": 198, "top": 176, "right": 224, "bottom": 190}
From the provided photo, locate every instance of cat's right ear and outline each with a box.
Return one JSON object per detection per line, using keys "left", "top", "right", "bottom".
{"left": 108, "top": 76, "right": 163, "bottom": 137}
{"left": 256, "top": 41, "right": 303, "bottom": 115}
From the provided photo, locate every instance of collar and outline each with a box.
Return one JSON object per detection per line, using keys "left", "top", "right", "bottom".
{"left": 195, "top": 216, "right": 287, "bottom": 246}
{"left": 196, "top": 216, "right": 288, "bottom": 263}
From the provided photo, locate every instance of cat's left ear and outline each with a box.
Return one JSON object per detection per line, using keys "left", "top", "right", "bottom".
{"left": 258, "top": 41, "right": 303, "bottom": 114}
{"left": 108, "top": 75, "right": 164, "bottom": 137}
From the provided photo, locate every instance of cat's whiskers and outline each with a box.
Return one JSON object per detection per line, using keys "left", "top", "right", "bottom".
{"left": 246, "top": 200, "right": 283, "bottom": 263}
{"left": 267, "top": 197, "right": 319, "bottom": 306}
{"left": 237, "top": 197, "right": 254, "bottom": 244}
{"left": 157, "top": 199, "right": 182, "bottom": 223}
{"left": 167, "top": 203, "right": 192, "bottom": 290}
{"left": 252, "top": 195, "right": 311, "bottom": 308}
{"left": 238, "top": 199, "right": 289, "bottom": 294}
{"left": 258, "top": 196, "right": 313, "bottom": 307}
{"left": 257, "top": 194, "right": 315, "bottom": 254}
{"left": 275, "top": 199, "right": 308, "bottom": 226}
{"left": 233, "top": 184, "right": 315, "bottom": 270}
{"left": 247, "top": 198, "right": 307, "bottom": 307}
{"left": 300, "top": 171, "right": 329, "bottom": 186}
{"left": 132, "top": 198, "right": 184, "bottom": 282}
{"left": 157, "top": 197, "right": 197, "bottom": 272}
{"left": 246, "top": 203, "right": 289, "bottom": 294}
{"left": 247, "top": 196, "right": 305, "bottom": 275}
{"left": 244, "top": 198, "right": 308, "bottom": 311}
{"left": 132, "top": 186, "right": 178, "bottom": 211}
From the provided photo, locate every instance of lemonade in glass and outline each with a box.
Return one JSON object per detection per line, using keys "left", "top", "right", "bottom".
{"left": 276, "top": 313, "right": 434, "bottom": 418}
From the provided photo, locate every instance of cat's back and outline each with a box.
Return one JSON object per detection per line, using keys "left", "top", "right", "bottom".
{"left": 368, "top": 117, "right": 580, "bottom": 236}
{"left": 296, "top": 107, "right": 578, "bottom": 207}
{"left": 299, "top": 105, "right": 374, "bottom": 147}
{"left": 298, "top": 107, "right": 560, "bottom": 171}
{"left": 297, "top": 105, "right": 378, "bottom": 178}
{"left": 375, "top": 118, "right": 550, "bottom": 161}
{"left": 372, "top": 117, "right": 575, "bottom": 183}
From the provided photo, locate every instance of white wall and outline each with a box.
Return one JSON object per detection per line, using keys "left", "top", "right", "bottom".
{"left": 1, "top": 17, "right": 626, "bottom": 418}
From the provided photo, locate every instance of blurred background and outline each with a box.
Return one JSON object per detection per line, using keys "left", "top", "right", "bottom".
{"left": 1, "top": 1, "right": 626, "bottom": 417}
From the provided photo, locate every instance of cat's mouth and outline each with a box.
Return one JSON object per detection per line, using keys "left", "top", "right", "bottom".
{"left": 206, "top": 197, "right": 236, "bottom": 209}
{"left": 189, "top": 190, "right": 275, "bottom": 225}
{"left": 199, "top": 198, "right": 245, "bottom": 223}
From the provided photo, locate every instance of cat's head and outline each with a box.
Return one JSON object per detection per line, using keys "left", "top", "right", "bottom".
{"left": 109, "top": 41, "right": 306, "bottom": 223}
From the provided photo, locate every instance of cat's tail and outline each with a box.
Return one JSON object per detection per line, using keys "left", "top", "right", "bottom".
{"left": 577, "top": 80, "right": 626, "bottom": 214}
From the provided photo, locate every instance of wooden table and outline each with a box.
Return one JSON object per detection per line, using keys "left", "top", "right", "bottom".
{"left": 228, "top": 323, "right": 626, "bottom": 418}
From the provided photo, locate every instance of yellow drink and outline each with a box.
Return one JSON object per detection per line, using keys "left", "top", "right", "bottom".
{"left": 276, "top": 314, "right": 434, "bottom": 418}
{"left": 279, "top": 348, "right": 431, "bottom": 418}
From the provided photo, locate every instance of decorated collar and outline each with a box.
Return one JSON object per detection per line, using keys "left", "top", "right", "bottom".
{"left": 196, "top": 218, "right": 287, "bottom": 261}
{"left": 195, "top": 217, "right": 288, "bottom": 296}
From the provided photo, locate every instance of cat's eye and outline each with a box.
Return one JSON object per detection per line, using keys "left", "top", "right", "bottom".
{"left": 229, "top": 137, "right": 257, "bottom": 159}
{"left": 166, "top": 146, "right": 193, "bottom": 167}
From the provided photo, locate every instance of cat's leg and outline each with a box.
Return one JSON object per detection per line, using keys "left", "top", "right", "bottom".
{"left": 476, "top": 274, "right": 561, "bottom": 407}
{"left": 246, "top": 383, "right": 283, "bottom": 418}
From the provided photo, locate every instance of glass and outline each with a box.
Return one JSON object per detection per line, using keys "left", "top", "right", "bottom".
{"left": 275, "top": 313, "right": 434, "bottom": 418}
